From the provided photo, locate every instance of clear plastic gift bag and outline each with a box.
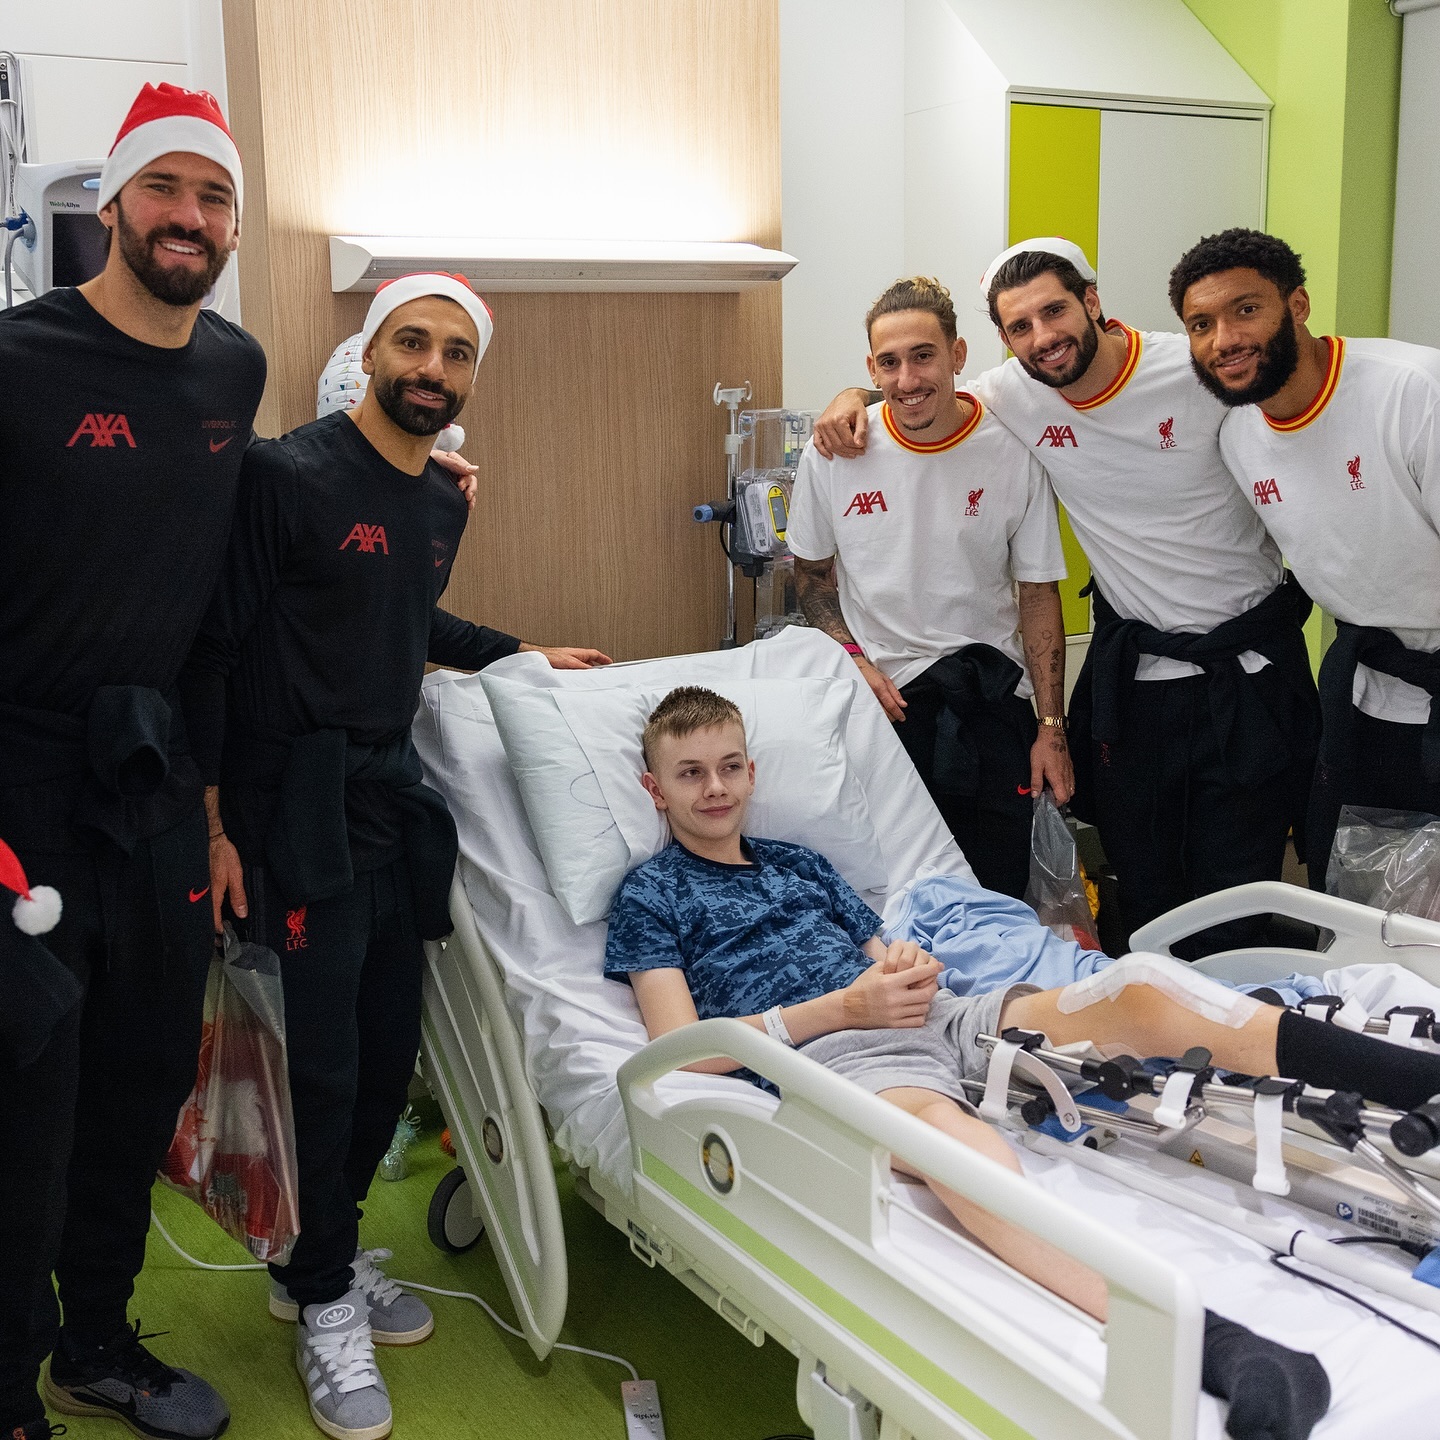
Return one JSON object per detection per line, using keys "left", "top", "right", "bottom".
{"left": 159, "top": 927, "right": 301, "bottom": 1263}
{"left": 1326, "top": 805, "right": 1440, "bottom": 921}
{"left": 1024, "top": 790, "right": 1102, "bottom": 951}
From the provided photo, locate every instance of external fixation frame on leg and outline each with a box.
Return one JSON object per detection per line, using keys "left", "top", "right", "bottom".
{"left": 974, "top": 1029, "right": 1440, "bottom": 1225}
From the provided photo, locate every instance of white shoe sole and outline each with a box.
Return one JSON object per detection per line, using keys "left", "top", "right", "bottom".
{"left": 271, "top": 1293, "right": 433, "bottom": 1345}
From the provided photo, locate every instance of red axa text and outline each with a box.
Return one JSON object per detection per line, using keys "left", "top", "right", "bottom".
{"left": 1253, "top": 478, "right": 1282, "bottom": 506}
{"left": 1037, "top": 424, "right": 1077, "bottom": 448}
{"left": 67, "top": 413, "right": 136, "bottom": 448}
{"left": 843, "top": 491, "right": 888, "bottom": 517}
{"left": 339, "top": 522, "right": 390, "bottom": 554}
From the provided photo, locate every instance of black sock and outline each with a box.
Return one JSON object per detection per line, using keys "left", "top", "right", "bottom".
{"left": 1275, "top": 1009, "right": 1440, "bottom": 1111}
{"left": 1201, "top": 1311, "right": 1331, "bottom": 1440}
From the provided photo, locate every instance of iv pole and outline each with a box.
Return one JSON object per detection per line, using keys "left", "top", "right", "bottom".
{"left": 712, "top": 381, "right": 751, "bottom": 648}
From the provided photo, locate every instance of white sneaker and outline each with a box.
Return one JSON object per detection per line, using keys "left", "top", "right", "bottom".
{"left": 272, "top": 1248, "right": 434, "bottom": 1345}
{"left": 295, "top": 1290, "right": 392, "bottom": 1440}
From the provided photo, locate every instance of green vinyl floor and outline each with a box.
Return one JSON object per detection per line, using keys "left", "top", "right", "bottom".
{"left": 52, "top": 1115, "right": 808, "bottom": 1440}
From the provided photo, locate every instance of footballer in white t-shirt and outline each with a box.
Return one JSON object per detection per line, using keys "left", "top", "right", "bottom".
{"left": 789, "top": 280, "right": 1069, "bottom": 899}
{"left": 812, "top": 244, "right": 1319, "bottom": 953}
{"left": 1173, "top": 226, "right": 1440, "bottom": 885}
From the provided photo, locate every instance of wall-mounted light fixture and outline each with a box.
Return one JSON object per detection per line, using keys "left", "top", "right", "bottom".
{"left": 330, "top": 235, "right": 797, "bottom": 293}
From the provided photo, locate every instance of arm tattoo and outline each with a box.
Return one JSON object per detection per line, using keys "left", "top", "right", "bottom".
{"left": 1017, "top": 581, "right": 1067, "bottom": 723}
{"left": 794, "top": 557, "right": 858, "bottom": 646}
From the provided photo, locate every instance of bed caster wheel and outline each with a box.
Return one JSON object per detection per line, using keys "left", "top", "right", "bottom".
{"left": 427, "top": 1166, "right": 485, "bottom": 1253}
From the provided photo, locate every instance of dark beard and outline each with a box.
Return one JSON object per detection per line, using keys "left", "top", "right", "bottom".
{"left": 373, "top": 372, "right": 464, "bottom": 436}
{"left": 1191, "top": 308, "right": 1300, "bottom": 408}
{"left": 1014, "top": 318, "right": 1101, "bottom": 389}
{"left": 115, "top": 202, "right": 230, "bottom": 307}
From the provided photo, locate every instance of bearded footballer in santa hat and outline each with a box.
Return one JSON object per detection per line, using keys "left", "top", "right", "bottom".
{"left": 180, "top": 271, "right": 608, "bottom": 1439}
{"left": 0, "top": 82, "right": 262, "bottom": 1440}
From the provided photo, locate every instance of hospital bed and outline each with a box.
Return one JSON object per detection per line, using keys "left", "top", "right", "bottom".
{"left": 411, "top": 627, "right": 1440, "bottom": 1440}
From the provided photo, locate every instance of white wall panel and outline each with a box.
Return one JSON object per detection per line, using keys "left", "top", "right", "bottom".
{"left": 904, "top": 0, "right": 1009, "bottom": 376}
{"left": 1391, "top": 8, "right": 1440, "bottom": 347}
{"left": 1097, "top": 110, "right": 1264, "bottom": 334}
{"left": 3, "top": 0, "right": 188, "bottom": 64}
{"left": 20, "top": 55, "right": 188, "bottom": 162}
{"left": 779, "top": 0, "right": 905, "bottom": 410}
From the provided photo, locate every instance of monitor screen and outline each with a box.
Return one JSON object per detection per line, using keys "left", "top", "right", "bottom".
{"left": 51, "top": 212, "right": 110, "bottom": 288}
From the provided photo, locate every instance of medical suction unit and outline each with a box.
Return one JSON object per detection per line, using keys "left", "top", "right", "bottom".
{"left": 695, "top": 385, "right": 813, "bottom": 645}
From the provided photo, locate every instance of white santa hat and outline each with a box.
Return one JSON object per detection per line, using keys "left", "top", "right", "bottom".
{"left": 0, "top": 837, "right": 62, "bottom": 937}
{"left": 980, "top": 237, "right": 1097, "bottom": 300}
{"left": 99, "top": 82, "right": 243, "bottom": 217}
{"left": 360, "top": 273, "right": 495, "bottom": 380}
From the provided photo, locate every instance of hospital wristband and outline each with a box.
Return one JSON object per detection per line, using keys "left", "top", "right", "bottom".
{"left": 762, "top": 1005, "right": 796, "bottom": 1047}
{"left": 841, "top": 643, "right": 864, "bottom": 657}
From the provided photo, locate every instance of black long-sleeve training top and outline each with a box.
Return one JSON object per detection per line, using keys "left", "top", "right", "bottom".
{"left": 181, "top": 410, "right": 519, "bottom": 867}
{"left": 0, "top": 287, "right": 265, "bottom": 848}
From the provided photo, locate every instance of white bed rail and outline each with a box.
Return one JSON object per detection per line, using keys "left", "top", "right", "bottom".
{"left": 621, "top": 1020, "right": 1206, "bottom": 1440}
{"left": 1131, "top": 881, "right": 1440, "bottom": 984}
{"left": 420, "top": 876, "right": 568, "bottom": 1358}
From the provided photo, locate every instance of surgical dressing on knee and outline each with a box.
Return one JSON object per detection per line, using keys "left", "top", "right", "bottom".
{"left": 1055, "top": 952, "right": 1262, "bottom": 1028}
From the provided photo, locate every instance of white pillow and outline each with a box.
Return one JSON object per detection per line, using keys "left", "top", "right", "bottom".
{"left": 480, "top": 671, "right": 887, "bottom": 925}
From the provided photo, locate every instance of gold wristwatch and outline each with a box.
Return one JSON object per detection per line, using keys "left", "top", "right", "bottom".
{"left": 1039, "top": 715, "right": 1066, "bottom": 729}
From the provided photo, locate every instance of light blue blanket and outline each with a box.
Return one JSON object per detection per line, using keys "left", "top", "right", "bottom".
{"left": 884, "top": 874, "right": 1324, "bottom": 1005}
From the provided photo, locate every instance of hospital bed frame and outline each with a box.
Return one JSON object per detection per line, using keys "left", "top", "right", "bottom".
{"left": 418, "top": 876, "right": 1440, "bottom": 1440}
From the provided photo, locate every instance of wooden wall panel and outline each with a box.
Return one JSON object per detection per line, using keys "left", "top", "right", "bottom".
{"left": 223, "top": 0, "right": 780, "bottom": 660}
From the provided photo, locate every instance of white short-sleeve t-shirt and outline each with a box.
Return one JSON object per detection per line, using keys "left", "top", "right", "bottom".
{"left": 1218, "top": 336, "right": 1440, "bottom": 725}
{"left": 787, "top": 395, "right": 1066, "bottom": 692}
{"left": 974, "top": 323, "right": 1284, "bottom": 681}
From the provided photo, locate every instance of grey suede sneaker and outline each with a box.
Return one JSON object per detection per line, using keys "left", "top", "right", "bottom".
{"left": 295, "top": 1291, "right": 390, "bottom": 1440}
{"left": 271, "top": 1249, "right": 434, "bottom": 1345}
{"left": 44, "top": 1321, "right": 229, "bottom": 1438}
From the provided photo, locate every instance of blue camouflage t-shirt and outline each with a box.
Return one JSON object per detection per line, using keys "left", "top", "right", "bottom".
{"left": 603, "top": 837, "right": 883, "bottom": 1018}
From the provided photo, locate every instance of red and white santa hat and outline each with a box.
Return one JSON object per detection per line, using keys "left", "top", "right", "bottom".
{"left": 980, "top": 237, "right": 1096, "bottom": 300}
{"left": 99, "top": 82, "right": 243, "bottom": 217}
{"left": 0, "top": 838, "right": 62, "bottom": 937}
{"left": 361, "top": 273, "right": 495, "bottom": 379}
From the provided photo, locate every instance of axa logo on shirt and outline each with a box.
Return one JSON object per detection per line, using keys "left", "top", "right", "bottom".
{"left": 1037, "top": 424, "right": 1077, "bottom": 448}
{"left": 1158, "top": 417, "right": 1176, "bottom": 450}
{"left": 843, "top": 491, "right": 888, "bottom": 517}
{"left": 67, "top": 413, "right": 136, "bottom": 448}
{"left": 1347, "top": 455, "right": 1364, "bottom": 490}
{"left": 966, "top": 488, "right": 984, "bottom": 517}
{"left": 339, "top": 522, "right": 390, "bottom": 554}
{"left": 1253, "top": 478, "right": 1282, "bottom": 506}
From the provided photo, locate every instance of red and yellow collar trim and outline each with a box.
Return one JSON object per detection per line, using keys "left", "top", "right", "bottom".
{"left": 1065, "top": 320, "right": 1142, "bottom": 412}
{"left": 1262, "top": 336, "right": 1345, "bottom": 433}
{"left": 881, "top": 392, "right": 984, "bottom": 453}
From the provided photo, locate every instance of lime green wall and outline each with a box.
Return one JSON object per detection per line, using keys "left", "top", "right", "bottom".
{"left": 1180, "top": 0, "right": 1401, "bottom": 336}
{"left": 1008, "top": 104, "right": 1102, "bottom": 636}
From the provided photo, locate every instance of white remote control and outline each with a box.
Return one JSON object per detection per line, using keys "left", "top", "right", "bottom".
{"left": 621, "top": 1380, "right": 666, "bottom": 1440}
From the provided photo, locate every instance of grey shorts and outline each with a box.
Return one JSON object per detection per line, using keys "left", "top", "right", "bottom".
{"left": 798, "top": 985, "right": 1039, "bottom": 1109}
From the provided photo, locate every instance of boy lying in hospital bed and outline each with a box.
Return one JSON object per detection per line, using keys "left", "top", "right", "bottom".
{"left": 604, "top": 687, "right": 1440, "bottom": 1440}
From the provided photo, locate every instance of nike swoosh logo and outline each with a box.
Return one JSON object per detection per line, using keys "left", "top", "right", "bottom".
{"left": 189, "top": 886, "right": 210, "bottom": 903}
{"left": 434, "top": 557, "right": 446, "bottom": 568}
{"left": 1016, "top": 785, "right": 1032, "bottom": 796}
{"left": 209, "top": 437, "right": 235, "bottom": 453}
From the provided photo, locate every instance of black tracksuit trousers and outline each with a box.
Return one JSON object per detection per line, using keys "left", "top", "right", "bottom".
{"left": 247, "top": 858, "right": 426, "bottom": 1311}
{"left": 0, "top": 811, "right": 213, "bottom": 1429}
{"left": 895, "top": 680, "right": 1037, "bottom": 901}
{"left": 1090, "top": 672, "right": 1292, "bottom": 956}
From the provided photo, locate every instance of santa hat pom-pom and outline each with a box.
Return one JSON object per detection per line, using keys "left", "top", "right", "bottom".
{"left": 13, "top": 885, "right": 62, "bottom": 935}
{"left": 433, "top": 423, "right": 465, "bottom": 453}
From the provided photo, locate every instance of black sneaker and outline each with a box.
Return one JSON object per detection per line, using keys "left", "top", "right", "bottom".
{"left": 44, "top": 1323, "right": 228, "bottom": 1439}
